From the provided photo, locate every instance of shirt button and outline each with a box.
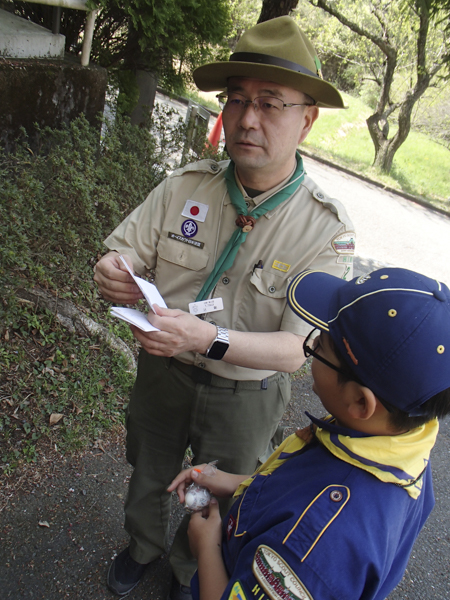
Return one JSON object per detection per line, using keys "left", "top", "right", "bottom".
{"left": 210, "top": 321, "right": 216, "bottom": 326}
{"left": 198, "top": 362, "right": 206, "bottom": 369}
{"left": 316, "top": 191, "right": 324, "bottom": 199}
{"left": 222, "top": 277, "right": 230, "bottom": 285}
{"left": 268, "top": 285, "right": 276, "bottom": 293}
{"left": 330, "top": 490, "right": 343, "bottom": 502}
{"left": 210, "top": 163, "right": 219, "bottom": 172}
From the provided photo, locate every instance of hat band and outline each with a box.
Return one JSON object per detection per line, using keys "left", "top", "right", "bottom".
{"left": 229, "top": 52, "right": 319, "bottom": 79}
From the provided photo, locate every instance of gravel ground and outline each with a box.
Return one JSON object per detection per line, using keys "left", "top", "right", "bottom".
{"left": 1, "top": 367, "right": 449, "bottom": 600}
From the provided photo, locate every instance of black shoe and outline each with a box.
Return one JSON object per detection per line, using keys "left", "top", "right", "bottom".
{"left": 107, "top": 547, "right": 150, "bottom": 596}
{"left": 167, "top": 575, "right": 193, "bottom": 600}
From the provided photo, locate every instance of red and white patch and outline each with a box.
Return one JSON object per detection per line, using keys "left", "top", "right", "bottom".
{"left": 182, "top": 200, "right": 209, "bottom": 222}
{"left": 227, "top": 514, "right": 237, "bottom": 540}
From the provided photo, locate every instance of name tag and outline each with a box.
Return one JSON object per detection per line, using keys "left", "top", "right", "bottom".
{"left": 189, "top": 298, "right": 224, "bottom": 315}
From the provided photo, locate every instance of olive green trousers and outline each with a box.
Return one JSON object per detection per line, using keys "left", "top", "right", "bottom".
{"left": 124, "top": 351, "right": 291, "bottom": 586}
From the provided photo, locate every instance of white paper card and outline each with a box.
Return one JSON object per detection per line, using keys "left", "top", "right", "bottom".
{"left": 188, "top": 298, "right": 224, "bottom": 315}
{"left": 109, "top": 256, "right": 168, "bottom": 332}
{"left": 110, "top": 307, "right": 160, "bottom": 332}
{"left": 119, "top": 255, "right": 167, "bottom": 311}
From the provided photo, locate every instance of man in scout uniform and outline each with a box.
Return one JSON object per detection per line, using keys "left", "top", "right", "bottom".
{"left": 93, "top": 16, "right": 355, "bottom": 600}
{"left": 168, "top": 267, "right": 450, "bottom": 600}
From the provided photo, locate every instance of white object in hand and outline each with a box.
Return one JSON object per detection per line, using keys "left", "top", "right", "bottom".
{"left": 184, "top": 484, "right": 211, "bottom": 512}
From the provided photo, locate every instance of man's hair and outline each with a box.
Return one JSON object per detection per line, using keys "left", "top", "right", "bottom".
{"left": 328, "top": 336, "right": 450, "bottom": 431}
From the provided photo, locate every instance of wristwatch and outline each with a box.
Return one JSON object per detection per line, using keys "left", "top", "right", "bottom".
{"left": 205, "top": 327, "right": 229, "bottom": 360}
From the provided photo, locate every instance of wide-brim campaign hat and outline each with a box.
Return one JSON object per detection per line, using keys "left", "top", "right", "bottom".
{"left": 193, "top": 16, "right": 344, "bottom": 109}
{"left": 287, "top": 268, "right": 450, "bottom": 416}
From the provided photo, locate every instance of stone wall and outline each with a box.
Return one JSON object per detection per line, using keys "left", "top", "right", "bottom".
{"left": 0, "top": 57, "right": 107, "bottom": 152}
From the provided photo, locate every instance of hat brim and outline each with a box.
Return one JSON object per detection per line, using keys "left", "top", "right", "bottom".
{"left": 193, "top": 62, "right": 345, "bottom": 109}
{"left": 287, "top": 270, "right": 348, "bottom": 330}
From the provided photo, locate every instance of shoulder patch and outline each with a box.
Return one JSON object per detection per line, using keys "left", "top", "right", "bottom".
{"left": 228, "top": 580, "right": 248, "bottom": 599}
{"left": 331, "top": 232, "right": 356, "bottom": 255}
{"left": 253, "top": 545, "right": 314, "bottom": 600}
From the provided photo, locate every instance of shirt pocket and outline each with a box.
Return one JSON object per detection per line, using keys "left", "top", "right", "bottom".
{"left": 236, "top": 269, "right": 289, "bottom": 333}
{"left": 155, "top": 234, "right": 210, "bottom": 272}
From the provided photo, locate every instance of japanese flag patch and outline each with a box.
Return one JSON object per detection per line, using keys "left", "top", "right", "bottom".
{"left": 182, "top": 200, "right": 209, "bottom": 222}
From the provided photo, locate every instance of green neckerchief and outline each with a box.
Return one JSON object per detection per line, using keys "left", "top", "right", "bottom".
{"left": 195, "top": 151, "right": 305, "bottom": 302}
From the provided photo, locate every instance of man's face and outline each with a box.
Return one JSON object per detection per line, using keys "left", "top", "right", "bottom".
{"left": 222, "top": 77, "right": 319, "bottom": 188}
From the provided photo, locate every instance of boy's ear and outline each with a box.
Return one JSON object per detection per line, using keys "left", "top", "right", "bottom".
{"left": 346, "top": 383, "right": 379, "bottom": 421}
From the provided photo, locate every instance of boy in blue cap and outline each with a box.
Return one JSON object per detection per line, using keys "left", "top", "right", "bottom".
{"left": 168, "top": 267, "right": 450, "bottom": 600}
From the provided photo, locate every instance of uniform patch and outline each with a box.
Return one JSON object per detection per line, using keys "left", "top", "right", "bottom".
{"left": 331, "top": 232, "right": 356, "bottom": 255}
{"left": 228, "top": 580, "right": 248, "bottom": 600}
{"left": 182, "top": 200, "right": 209, "bottom": 222}
{"left": 253, "top": 545, "right": 313, "bottom": 600}
{"left": 336, "top": 255, "right": 353, "bottom": 264}
{"left": 227, "top": 513, "right": 236, "bottom": 540}
{"left": 272, "top": 260, "right": 290, "bottom": 273}
{"left": 169, "top": 232, "right": 204, "bottom": 249}
{"left": 181, "top": 219, "right": 198, "bottom": 238}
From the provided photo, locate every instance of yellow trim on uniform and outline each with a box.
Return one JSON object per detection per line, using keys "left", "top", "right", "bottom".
{"left": 282, "top": 485, "right": 350, "bottom": 561}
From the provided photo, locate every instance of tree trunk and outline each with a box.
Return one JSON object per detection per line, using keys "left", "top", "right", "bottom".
{"left": 130, "top": 69, "right": 158, "bottom": 126}
{"left": 258, "top": 0, "right": 299, "bottom": 23}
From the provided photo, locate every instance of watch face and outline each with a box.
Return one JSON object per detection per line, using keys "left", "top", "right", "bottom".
{"left": 207, "top": 340, "right": 229, "bottom": 360}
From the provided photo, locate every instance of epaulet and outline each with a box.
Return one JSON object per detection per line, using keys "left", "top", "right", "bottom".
{"left": 302, "top": 174, "right": 353, "bottom": 227}
{"left": 169, "top": 159, "right": 227, "bottom": 178}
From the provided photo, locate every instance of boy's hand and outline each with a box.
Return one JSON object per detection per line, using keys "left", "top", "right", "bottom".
{"left": 167, "top": 466, "right": 249, "bottom": 502}
{"left": 188, "top": 498, "right": 223, "bottom": 560}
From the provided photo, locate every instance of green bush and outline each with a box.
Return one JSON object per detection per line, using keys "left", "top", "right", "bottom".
{"left": 0, "top": 106, "right": 188, "bottom": 472}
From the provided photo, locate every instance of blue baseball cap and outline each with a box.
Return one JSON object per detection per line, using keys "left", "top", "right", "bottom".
{"left": 287, "top": 268, "right": 450, "bottom": 416}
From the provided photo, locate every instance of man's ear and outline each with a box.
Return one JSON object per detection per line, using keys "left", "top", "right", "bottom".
{"left": 297, "top": 106, "right": 319, "bottom": 145}
{"left": 346, "top": 383, "right": 379, "bottom": 421}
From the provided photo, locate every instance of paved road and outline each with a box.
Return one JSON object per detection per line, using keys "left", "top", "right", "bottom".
{"left": 303, "top": 156, "right": 450, "bottom": 286}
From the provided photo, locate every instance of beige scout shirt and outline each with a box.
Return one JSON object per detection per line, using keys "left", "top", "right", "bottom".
{"left": 104, "top": 159, "right": 355, "bottom": 381}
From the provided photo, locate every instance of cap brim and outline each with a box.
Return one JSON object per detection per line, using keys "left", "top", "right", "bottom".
{"left": 287, "top": 270, "right": 348, "bottom": 330}
{"left": 193, "top": 62, "right": 345, "bottom": 109}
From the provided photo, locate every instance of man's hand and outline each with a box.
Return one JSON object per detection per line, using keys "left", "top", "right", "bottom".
{"left": 93, "top": 252, "right": 143, "bottom": 304}
{"left": 188, "top": 498, "right": 223, "bottom": 560}
{"left": 167, "top": 465, "right": 249, "bottom": 503}
{"left": 130, "top": 304, "right": 216, "bottom": 357}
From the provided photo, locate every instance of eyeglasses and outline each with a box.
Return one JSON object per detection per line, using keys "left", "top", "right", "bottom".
{"left": 216, "top": 92, "right": 315, "bottom": 118}
{"left": 303, "top": 328, "right": 355, "bottom": 379}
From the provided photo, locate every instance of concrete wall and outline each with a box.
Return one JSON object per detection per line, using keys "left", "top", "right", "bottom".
{"left": 0, "top": 8, "right": 65, "bottom": 59}
{"left": 0, "top": 57, "right": 107, "bottom": 152}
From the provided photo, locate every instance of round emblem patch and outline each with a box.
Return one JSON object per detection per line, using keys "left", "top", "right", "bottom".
{"left": 181, "top": 219, "right": 198, "bottom": 238}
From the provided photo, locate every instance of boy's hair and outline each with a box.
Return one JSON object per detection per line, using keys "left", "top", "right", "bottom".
{"left": 329, "top": 335, "right": 450, "bottom": 431}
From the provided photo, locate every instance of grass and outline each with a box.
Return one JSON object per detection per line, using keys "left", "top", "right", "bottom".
{"left": 0, "top": 300, "right": 135, "bottom": 475}
{"left": 299, "top": 92, "right": 450, "bottom": 210}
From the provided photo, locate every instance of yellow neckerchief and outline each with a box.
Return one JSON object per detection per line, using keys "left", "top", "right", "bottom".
{"left": 235, "top": 416, "right": 439, "bottom": 500}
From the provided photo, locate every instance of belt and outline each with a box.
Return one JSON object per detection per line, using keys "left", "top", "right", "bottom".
{"left": 168, "top": 357, "right": 281, "bottom": 391}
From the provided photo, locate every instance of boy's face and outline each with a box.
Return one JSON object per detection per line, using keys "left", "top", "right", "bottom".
{"left": 310, "top": 332, "right": 351, "bottom": 426}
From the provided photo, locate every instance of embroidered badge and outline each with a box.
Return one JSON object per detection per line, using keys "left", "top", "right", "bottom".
{"left": 331, "top": 232, "right": 356, "bottom": 255}
{"left": 272, "top": 260, "right": 290, "bottom": 273}
{"left": 253, "top": 545, "right": 313, "bottom": 600}
{"left": 169, "top": 232, "right": 204, "bottom": 249}
{"left": 227, "top": 513, "right": 236, "bottom": 541}
{"left": 181, "top": 219, "right": 198, "bottom": 238}
{"left": 182, "top": 200, "right": 209, "bottom": 223}
{"left": 228, "top": 580, "right": 247, "bottom": 600}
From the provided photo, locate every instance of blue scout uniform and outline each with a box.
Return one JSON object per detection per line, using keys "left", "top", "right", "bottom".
{"left": 192, "top": 415, "right": 438, "bottom": 600}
